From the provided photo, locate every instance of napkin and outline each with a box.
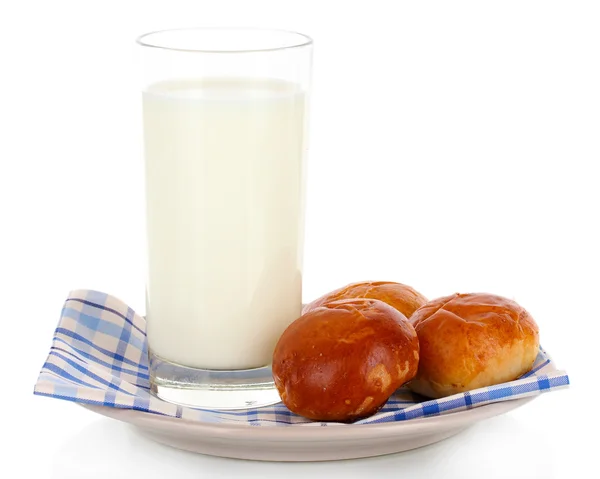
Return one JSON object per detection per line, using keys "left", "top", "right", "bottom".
{"left": 34, "top": 290, "right": 569, "bottom": 426}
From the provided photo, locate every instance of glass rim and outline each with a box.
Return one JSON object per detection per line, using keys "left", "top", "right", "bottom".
{"left": 136, "top": 27, "right": 313, "bottom": 54}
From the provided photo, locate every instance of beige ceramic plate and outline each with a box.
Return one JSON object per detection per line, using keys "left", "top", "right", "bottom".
{"left": 83, "top": 396, "right": 533, "bottom": 461}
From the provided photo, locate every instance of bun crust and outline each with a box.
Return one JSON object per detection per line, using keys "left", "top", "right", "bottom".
{"left": 273, "top": 298, "right": 419, "bottom": 422}
{"left": 303, "top": 281, "right": 427, "bottom": 320}
{"left": 408, "top": 293, "right": 539, "bottom": 398}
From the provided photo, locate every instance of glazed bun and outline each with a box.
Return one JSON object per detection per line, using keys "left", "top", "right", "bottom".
{"left": 303, "top": 281, "right": 427, "bottom": 320}
{"left": 408, "top": 293, "right": 540, "bottom": 399}
{"left": 272, "top": 298, "right": 419, "bottom": 422}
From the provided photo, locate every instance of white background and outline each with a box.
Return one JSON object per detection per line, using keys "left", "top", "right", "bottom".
{"left": 1, "top": 0, "right": 598, "bottom": 477}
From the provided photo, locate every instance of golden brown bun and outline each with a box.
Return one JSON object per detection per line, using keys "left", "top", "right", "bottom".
{"left": 272, "top": 298, "right": 419, "bottom": 422}
{"left": 303, "top": 281, "right": 428, "bottom": 320}
{"left": 408, "top": 293, "right": 540, "bottom": 399}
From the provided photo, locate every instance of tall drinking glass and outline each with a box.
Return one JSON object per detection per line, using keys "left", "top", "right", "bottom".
{"left": 137, "top": 28, "right": 312, "bottom": 409}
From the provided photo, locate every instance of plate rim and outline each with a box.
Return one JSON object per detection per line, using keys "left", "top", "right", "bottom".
{"left": 82, "top": 395, "right": 535, "bottom": 441}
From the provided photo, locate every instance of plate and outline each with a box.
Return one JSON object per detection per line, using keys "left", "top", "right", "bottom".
{"left": 82, "top": 396, "right": 533, "bottom": 461}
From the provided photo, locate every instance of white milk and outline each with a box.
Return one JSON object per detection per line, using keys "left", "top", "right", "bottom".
{"left": 143, "top": 78, "right": 306, "bottom": 370}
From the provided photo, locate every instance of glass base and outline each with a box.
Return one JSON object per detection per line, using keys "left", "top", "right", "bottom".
{"left": 148, "top": 350, "right": 282, "bottom": 410}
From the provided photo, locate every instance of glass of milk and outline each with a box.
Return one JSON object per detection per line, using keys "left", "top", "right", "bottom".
{"left": 137, "top": 28, "right": 312, "bottom": 409}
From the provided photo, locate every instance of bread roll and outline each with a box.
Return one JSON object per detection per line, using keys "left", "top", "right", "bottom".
{"left": 273, "top": 298, "right": 419, "bottom": 422}
{"left": 303, "top": 281, "right": 427, "bottom": 319}
{"left": 408, "top": 293, "right": 539, "bottom": 398}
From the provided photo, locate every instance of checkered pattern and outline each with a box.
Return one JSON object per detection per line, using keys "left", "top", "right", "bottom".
{"left": 34, "top": 290, "right": 569, "bottom": 426}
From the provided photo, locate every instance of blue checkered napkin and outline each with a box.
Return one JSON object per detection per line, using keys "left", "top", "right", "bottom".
{"left": 34, "top": 290, "right": 570, "bottom": 426}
